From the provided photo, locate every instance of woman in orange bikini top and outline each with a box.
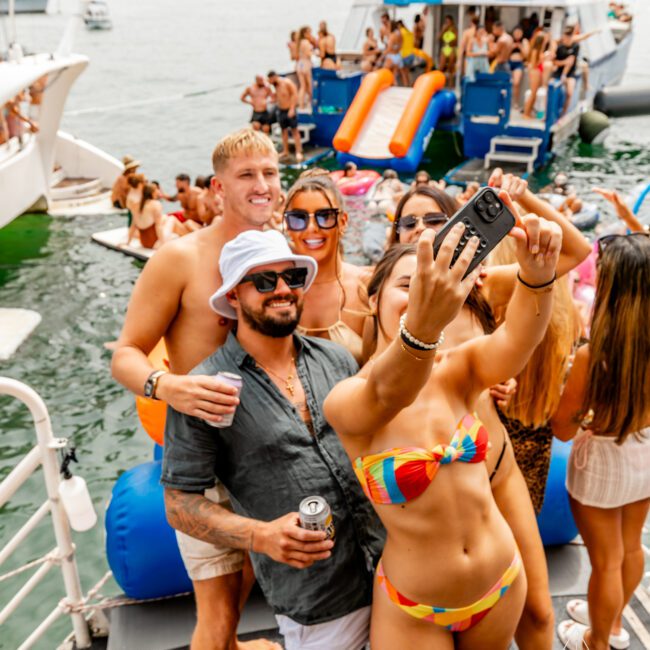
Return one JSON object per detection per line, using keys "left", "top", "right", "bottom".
{"left": 284, "top": 174, "right": 370, "bottom": 364}
{"left": 325, "top": 194, "right": 562, "bottom": 650}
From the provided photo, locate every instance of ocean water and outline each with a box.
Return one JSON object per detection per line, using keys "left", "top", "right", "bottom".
{"left": 1, "top": 1, "right": 650, "bottom": 648}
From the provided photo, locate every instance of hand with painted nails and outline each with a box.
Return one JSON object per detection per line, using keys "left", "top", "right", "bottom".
{"left": 503, "top": 190, "right": 562, "bottom": 286}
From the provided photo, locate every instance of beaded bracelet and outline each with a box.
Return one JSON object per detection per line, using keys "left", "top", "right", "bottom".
{"left": 399, "top": 313, "right": 445, "bottom": 351}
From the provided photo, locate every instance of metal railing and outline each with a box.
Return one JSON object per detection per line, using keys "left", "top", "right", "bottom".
{"left": 0, "top": 377, "right": 93, "bottom": 649}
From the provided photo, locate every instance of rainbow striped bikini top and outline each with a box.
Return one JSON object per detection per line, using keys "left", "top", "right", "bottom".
{"left": 353, "top": 413, "right": 489, "bottom": 505}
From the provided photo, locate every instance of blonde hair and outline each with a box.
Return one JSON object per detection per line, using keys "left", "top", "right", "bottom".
{"left": 211, "top": 128, "right": 277, "bottom": 173}
{"left": 503, "top": 276, "right": 581, "bottom": 427}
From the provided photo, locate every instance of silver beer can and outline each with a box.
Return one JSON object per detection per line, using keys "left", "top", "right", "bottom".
{"left": 299, "top": 496, "right": 335, "bottom": 540}
{"left": 205, "top": 371, "right": 242, "bottom": 428}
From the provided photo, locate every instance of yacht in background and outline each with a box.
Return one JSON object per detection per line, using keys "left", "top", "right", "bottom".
{"left": 0, "top": 5, "right": 122, "bottom": 228}
{"left": 83, "top": 0, "right": 111, "bottom": 30}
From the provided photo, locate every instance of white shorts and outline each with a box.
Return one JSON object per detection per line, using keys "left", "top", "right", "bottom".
{"left": 276, "top": 606, "right": 370, "bottom": 650}
{"left": 567, "top": 428, "right": 650, "bottom": 508}
{"left": 176, "top": 482, "right": 245, "bottom": 581}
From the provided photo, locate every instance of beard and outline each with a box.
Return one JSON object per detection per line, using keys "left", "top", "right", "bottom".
{"left": 239, "top": 293, "right": 303, "bottom": 338}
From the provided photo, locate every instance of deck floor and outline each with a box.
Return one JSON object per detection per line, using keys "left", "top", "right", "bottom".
{"left": 90, "top": 542, "right": 649, "bottom": 650}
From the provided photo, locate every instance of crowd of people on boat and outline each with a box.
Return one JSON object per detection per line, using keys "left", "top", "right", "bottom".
{"left": 0, "top": 78, "right": 45, "bottom": 147}
{"left": 109, "top": 127, "right": 650, "bottom": 650}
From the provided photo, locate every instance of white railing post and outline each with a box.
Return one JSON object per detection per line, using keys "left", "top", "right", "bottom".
{"left": 0, "top": 378, "right": 91, "bottom": 648}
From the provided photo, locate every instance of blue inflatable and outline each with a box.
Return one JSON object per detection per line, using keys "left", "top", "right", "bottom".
{"left": 536, "top": 438, "right": 578, "bottom": 545}
{"left": 106, "top": 460, "right": 193, "bottom": 599}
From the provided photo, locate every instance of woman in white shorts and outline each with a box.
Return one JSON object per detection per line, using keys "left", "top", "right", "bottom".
{"left": 552, "top": 232, "right": 650, "bottom": 650}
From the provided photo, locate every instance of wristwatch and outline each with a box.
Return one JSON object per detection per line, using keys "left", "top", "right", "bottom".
{"left": 144, "top": 370, "right": 167, "bottom": 400}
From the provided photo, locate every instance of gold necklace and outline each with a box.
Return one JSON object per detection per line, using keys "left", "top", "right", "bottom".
{"left": 257, "top": 357, "right": 296, "bottom": 396}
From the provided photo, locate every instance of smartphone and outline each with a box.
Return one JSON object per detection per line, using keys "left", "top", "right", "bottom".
{"left": 433, "top": 187, "right": 516, "bottom": 278}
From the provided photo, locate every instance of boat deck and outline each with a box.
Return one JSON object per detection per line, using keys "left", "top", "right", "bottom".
{"left": 86, "top": 542, "right": 650, "bottom": 650}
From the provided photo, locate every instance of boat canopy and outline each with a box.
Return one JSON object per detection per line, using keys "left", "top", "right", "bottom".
{"left": 0, "top": 53, "right": 88, "bottom": 106}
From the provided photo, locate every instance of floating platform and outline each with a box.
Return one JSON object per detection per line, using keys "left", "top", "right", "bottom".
{"left": 91, "top": 227, "right": 154, "bottom": 261}
{"left": 0, "top": 308, "right": 41, "bottom": 360}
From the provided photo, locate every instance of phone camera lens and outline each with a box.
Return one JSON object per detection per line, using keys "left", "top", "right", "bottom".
{"left": 484, "top": 192, "right": 495, "bottom": 204}
{"left": 476, "top": 200, "right": 487, "bottom": 212}
{"left": 487, "top": 205, "right": 498, "bottom": 217}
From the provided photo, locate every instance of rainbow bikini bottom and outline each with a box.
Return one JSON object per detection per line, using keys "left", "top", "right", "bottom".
{"left": 376, "top": 549, "right": 522, "bottom": 632}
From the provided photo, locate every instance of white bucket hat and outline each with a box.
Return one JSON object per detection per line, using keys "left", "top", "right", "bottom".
{"left": 209, "top": 230, "right": 318, "bottom": 319}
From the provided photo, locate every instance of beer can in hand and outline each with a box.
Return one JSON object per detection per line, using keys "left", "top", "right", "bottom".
{"left": 205, "top": 372, "right": 242, "bottom": 428}
{"left": 299, "top": 496, "right": 335, "bottom": 540}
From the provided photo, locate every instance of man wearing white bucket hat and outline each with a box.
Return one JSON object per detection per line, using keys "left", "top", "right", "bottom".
{"left": 163, "top": 229, "right": 385, "bottom": 650}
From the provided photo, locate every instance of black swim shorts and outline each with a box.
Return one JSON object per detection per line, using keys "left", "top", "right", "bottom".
{"left": 278, "top": 109, "right": 298, "bottom": 130}
{"left": 251, "top": 110, "right": 272, "bottom": 126}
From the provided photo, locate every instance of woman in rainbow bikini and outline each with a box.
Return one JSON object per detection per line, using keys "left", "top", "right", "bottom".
{"left": 324, "top": 194, "right": 562, "bottom": 649}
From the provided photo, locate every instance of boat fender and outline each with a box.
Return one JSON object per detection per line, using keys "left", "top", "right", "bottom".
{"left": 106, "top": 460, "right": 193, "bottom": 599}
{"left": 578, "top": 110, "right": 610, "bottom": 145}
{"left": 594, "top": 85, "right": 650, "bottom": 118}
{"left": 536, "top": 439, "right": 579, "bottom": 545}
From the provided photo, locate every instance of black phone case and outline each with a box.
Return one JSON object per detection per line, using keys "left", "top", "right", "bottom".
{"left": 433, "top": 187, "right": 516, "bottom": 278}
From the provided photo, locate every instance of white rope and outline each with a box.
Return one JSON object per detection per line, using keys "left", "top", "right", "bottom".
{"left": 0, "top": 549, "right": 62, "bottom": 584}
{"left": 57, "top": 571, "right": 192, "bottom": 614}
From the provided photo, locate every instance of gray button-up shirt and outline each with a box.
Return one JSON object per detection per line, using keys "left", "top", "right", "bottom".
{"left": 161, "top": 332, "right": 385, "bottom": 625}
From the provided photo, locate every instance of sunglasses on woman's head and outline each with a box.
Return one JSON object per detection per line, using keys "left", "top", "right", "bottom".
{"left": 239, "top": 267, "right": 308, "bottom": 293}
{"left": 283, "top": 208, "right": 340, "bottom": 231}
{"left": 597, "top": 232, "right": 650, "bottom": 256}
{"left": 397, "top": 212, "right": 448, "bottom": 232}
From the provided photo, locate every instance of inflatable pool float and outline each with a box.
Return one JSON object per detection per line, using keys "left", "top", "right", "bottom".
{"left": 106, "top": 460, "right": 192, "bottom": 599}
{"left": 538, "top": 193, "right": 600, "bottom": 231}
{"left": 135, "top": 339, "right": 169, "bottom": 446}
{"left": 570, "top": 203, "right": 600, "bottom": 231}
{"left": 330, "top": 170, "right": 381, "bottom": 196}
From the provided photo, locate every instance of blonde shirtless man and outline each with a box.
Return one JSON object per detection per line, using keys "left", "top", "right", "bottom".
{"left": 111, "top": 129, "right": 282, "bottom": 650}
{"left": 240, "top": 75, "right": 272, "bottom": 134}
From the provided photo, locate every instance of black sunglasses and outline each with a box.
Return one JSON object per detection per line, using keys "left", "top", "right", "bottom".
{"left": 284, "top": 208, "right": 340, "bottom": 231}
{"left": 239, "top": 267, "right": 308, "bottom": 293}
{"left": 397, "top": 212, "right": 449, "bottom": 232}
{"left": 597, "top": 232, "right": 650, "bottom": 256}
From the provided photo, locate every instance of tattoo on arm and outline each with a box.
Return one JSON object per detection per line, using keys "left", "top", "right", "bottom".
{"left": 164, "top": 488, "right": 255, "bottom": 550}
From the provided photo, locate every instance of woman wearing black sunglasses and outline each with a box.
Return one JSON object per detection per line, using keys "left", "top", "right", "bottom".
{"left": 554, "top": 232, "right": 650, "bottom": 650}
{"left": 389, "top": 185, "right": 458, "bottom": 246}
{"left": 283, "top": 175, "right": 370, "bottom": 363}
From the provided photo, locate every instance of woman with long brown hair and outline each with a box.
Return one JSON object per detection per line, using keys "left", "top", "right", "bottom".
{"left": 284, "top": 174, "right": 369, "bottom": 363}
{"left": 296, "top": 26, "right": 314, "bottom": 109}
{"left": 554, "top": 233, "right": 650, "bottom": 650}
{"left": 325, "top": 202, "right": 562, "bottom": 648}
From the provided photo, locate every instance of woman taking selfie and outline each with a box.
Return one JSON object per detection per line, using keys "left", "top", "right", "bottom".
{"left": 325, "top": 196, "right": 562, "bottom": 648}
